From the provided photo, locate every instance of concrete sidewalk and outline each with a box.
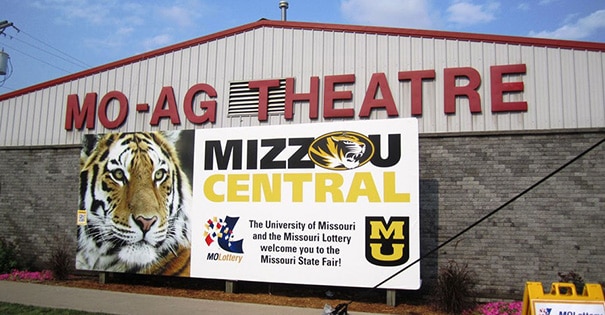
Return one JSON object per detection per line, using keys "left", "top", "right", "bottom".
{"left": 0, "top": 281, "right": 384, "bottom": 315}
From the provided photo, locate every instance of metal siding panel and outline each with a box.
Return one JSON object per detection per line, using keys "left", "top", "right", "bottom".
{"left": 126, "top": 61, "right": 143, "bottom": 132}
{"left": 507, "top": 45, "right": 526, "bottom": 131}
{"left": 560, "top": 49, "right": 578, "bottom": 128}
{"left": 459, "top": 40, "right": 474, "bottom": 132}
{"left": 14, "top": 92, "right": 27, "bottom": 145}
{"left": 419, "top": 37, "right": 437, "bottom": 133}
{"left": 573, "top": 50, "right": 591, "bottom": 128}
{"left": 33, "top": 89, "right": 49, "bottom": 145}
{"left": 521, "top": 46, "right": 538, "bottom": 130}
{"left": 471, "top": 41, "right": 487, "bottom": 132}
{"left": 2, "top": 25, "right": 605, "bottom": 148}
{"left": 23, "top": 91, "right": 37, "bottom": 145}
{"left": 47, "top": 84, "right": 61, "bottom": 145}
{"left": 323, "top": 31, "right": 335, "bottom": 75}
{"left": 548, "top": 48, "right": 564, "bottom": 129}
{"left": 36, "top": 88, "right": 51, "bottom": 145}
{"left": 434, "top": 39, "right": 448, "bottom": 133}
{"left": 3, "top": 97, "right": 16, "bottom": 146}
{"left": 0, "top": 97, "right": 9, "bottom": 145}
{"left": 588, "top": 51, "right": 605, "bottom": 127}
{"left": 136, "top": 59, "right": 151, "bottom": 132}
{"left": 168, "top": 50, "right": 183, "bottom": 132}
{"left": 370, "top": 34, "right": 391, "bottom": 121}
{"left": 296, "top": 28, "right": 316, "bottom": 125}
{"left": 7, "top": 97, "right": 16, "bottom": 145}
{"left": 494, "top": 43, "right": 512, "bottom": 131}
{"left": 271, "top": 28, "right": 284, "bottom": 77}
{"left": 532, "top": 47, "right": 551, "bottom": 130}
{"left": 354, "top": 33, "right": 367, "bottom": 112}
{"left": 312, "top": 30, "right": 323, "bottom": 78}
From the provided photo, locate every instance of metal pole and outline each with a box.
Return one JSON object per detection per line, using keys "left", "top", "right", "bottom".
{"left": 279, "top": 1, "right": 289, "bottom": 21}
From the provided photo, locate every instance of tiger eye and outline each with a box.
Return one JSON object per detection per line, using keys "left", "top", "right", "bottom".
{"left": 154, "top": 169, "right": 166, "bottom": 181}
{"left": 112, "top": 169, "right": 125, "bottom": 181}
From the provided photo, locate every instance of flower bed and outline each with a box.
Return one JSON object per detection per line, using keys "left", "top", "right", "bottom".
{"left": 0, "top": 270, "right": 54, "bottom": 282}
{"left": 463, "top": 301, "right": 523, "bottom": 315}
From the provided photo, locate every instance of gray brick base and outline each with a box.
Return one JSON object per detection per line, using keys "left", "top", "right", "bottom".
{"left": 1, "top": 130, "right": 603, "bottom": 299}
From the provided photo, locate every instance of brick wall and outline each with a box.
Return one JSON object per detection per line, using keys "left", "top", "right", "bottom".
{"left": 0, "top": 147, "right": 80, "bottom": 269}
{"left": 418, "top": 131, "right": 605, "bottom": 298}
{"left": 0, "top": 131, "right": 603, "bottom": 299}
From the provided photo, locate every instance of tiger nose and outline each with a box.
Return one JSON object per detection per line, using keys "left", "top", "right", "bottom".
{"left": 134, "top": 215, "right": 158, "bottom": 232}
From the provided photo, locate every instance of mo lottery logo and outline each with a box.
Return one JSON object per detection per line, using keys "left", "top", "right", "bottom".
{"left": 204, "top": 216, "right": 244, "bottom": 254}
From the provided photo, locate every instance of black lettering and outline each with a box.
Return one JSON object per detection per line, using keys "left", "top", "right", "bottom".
{"left": 260, "top": 138, "right": 286, "bottom": 169}
{"left": 204, "top": 140, "right": 243, "bottom": 170}
{"left": 247, "top": 139, "right": 258, "bottom": 170}
{"left": 369, "top": 134, "right": 401, "bottom": 167}
{"left": 288, "top": 137, "right": 315, "bottom": 169}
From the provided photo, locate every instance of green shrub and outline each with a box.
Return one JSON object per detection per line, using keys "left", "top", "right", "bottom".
{"left": 434, "top": 260, "right": 477, "bottom": 314}
{"left": 0, "top": 238, "right": 21, "bottom": 274}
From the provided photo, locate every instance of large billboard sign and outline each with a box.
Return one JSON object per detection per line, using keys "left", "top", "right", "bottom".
{"left": 76, "top": 118, "right": 420, "bottom": 289}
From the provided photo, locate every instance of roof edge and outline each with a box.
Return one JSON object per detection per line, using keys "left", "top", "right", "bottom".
{"left": 2, "top": 19, "right": 604, "bottom": 101}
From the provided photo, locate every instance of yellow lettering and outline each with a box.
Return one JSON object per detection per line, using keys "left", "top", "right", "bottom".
{"left": 369, "top": 243, "right": 405, "bottom": 261}
{"left": 227, "top": 174, "right": 249, "bottom": 202}
{"left": 383, "top": 172, "right": 410, "bottom": 202}
{"left": 204, "top": 174, "right": 225, "bottom": 202}
{"left": 283, "top": 173, "right": 312, "bottom": 202}
{"left": 252, "top": 174, "right": 281, "bottom": 202}
{"left": 346, "top": 172, "right": 381, "bottom": 202}
{"left": 369, "top": 220, "right": 405, "bottom": 239}
{"left": 315, "top": 173, "right": 344, "bottom": 202}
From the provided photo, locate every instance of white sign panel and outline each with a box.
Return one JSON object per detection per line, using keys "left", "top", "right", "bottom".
{"left": 190, "top": 118, "right": 420, "bottom": 289}
{"left": 533, "top": 301, "right": 605, "bottom": 315}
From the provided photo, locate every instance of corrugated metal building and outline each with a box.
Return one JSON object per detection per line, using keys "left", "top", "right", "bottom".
{"left": 1, "top": 20, "right": 604, "bottom": 299}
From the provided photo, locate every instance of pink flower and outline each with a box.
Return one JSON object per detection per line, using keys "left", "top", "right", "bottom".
{"left": 463, "top": 301, "right": 522, "bottom": 315}
{"left": 0, "top": 270, "right": 54, "bottom": 282}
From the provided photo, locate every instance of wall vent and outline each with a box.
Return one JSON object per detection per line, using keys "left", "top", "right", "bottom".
{"left": 228, "top": 79, "right": 286, "bottom": 116}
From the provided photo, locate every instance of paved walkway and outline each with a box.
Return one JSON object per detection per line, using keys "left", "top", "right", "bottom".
{"left": 0, "top": 281, "right": 384, "bottom": 315}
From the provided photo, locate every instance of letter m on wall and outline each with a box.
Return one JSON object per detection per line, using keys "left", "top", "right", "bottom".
{"left": 365, "top": 217, "right": 409, "bottom": 266}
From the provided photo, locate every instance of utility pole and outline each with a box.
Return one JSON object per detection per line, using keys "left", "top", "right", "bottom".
{"left": 0, "top": 20, "right": 19, "bottom": 35}
{"left": 0, "top": 20, "right": 19, "bottom": 80}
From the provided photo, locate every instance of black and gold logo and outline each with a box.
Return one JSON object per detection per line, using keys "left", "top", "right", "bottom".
{"left": 308, "top": 131, "right": 374, "bottom": 170}
{"left": 365, "top": 217, "right": 409, "bottom": 266}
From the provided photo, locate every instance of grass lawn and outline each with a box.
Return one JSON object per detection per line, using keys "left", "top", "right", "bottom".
{"left": 0, "top": 302, "right": 109, "bottom": 315}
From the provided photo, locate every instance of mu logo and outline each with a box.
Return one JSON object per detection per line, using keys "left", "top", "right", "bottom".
{"left": 365, "top": 217, "right": 409, "bottom": 266}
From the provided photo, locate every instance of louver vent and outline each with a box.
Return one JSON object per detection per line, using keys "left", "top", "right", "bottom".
{"left": 228, "top": 79, "right": 286, "bottom": 116}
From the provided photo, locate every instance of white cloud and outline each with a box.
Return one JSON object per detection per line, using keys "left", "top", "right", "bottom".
{"left": 158, "top": 6, "right": 194, "bottom": 27}
{"left": 340, "top": 0, "right": 434, "bottom": 29}
{"left": 446, "top": 1, "right": 499, "bottom": 26}
{"left": 529, "top": 9, "right": 605, "bottom": 40}
{"left": 143, "top": 34, "right": 173, "bottom": 51}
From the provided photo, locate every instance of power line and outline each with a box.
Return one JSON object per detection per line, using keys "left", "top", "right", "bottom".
{"left": 371, "top": 137, "right": 605, "bottom": 290}
{"left": 0, "top": 41, "right": 71, "bottom": 74}
{"left": 10, "top": 35, "right": 89, "bottom": 69}
{"left": 19, "top": 29, "right": 91, "bottom": 68}
{"left": 335, "top": 136, "right": 605, "bottom": 312}
{"left": 0, "top": 21, "right": 91, "bottom": 77}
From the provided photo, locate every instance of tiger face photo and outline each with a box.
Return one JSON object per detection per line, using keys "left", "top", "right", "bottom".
{"left": 76, "top": 131, "right": 193, "bottom": 276}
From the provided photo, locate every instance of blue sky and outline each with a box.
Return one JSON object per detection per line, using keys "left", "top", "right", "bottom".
{"left": 1, "top": 0, "right": 604, "bottom": 94}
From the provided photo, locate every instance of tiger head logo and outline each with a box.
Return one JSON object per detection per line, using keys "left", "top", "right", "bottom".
{"left": 308, "top": 131, "right": 374, "bottom": 170}
{"left": 76, "top": 131, "right": 192, "bottom": 276}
